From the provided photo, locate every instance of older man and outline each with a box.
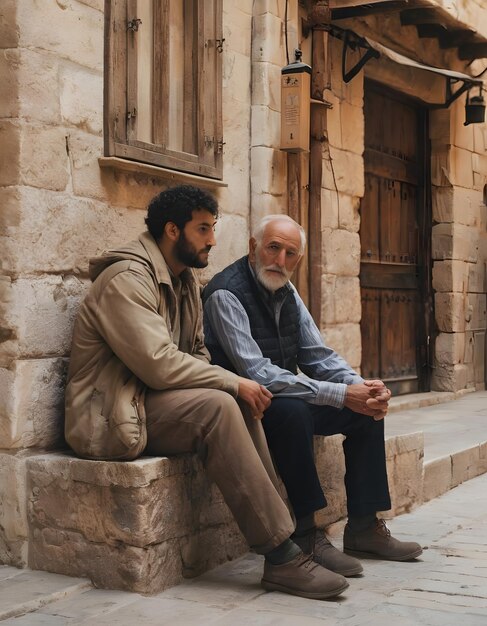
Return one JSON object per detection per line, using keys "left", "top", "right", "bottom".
{"left": 203, "top": 214, "right": 422, "bottom": 577}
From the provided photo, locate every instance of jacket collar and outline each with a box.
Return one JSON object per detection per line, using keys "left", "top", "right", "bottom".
{"left": 137, "top": 231, "right": 194, "bottom": 288}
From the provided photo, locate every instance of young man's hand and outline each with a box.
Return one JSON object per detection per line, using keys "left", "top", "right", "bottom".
{"left": 237, "top": 378, "right": 272, "bottom": 419}
{"left": 344, "top": 380, "right": 391, "bottom": 421}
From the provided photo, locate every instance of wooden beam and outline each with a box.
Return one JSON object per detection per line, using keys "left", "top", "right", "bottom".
{"left": 332, "top": 1, "right": 408, "bottom": 20}
{"left": 416, "top": 23, "right": 448, "bottom": 39}
{"left": 458, "top": 42, "right": 487, "bottom": 60}
{"left": 400, "top": 8, "right": 439, "bottom": 26}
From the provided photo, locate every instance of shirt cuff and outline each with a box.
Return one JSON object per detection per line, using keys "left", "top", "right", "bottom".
{"left": 316, "top": 382, "right": 348, "bottom": 409}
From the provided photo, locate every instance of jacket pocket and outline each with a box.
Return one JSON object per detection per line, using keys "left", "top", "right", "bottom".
{"left": 110, "top": 377, "right": 147, "bottom": 459}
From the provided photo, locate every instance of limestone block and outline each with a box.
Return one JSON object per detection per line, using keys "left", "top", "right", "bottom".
{"left": 314, "top": 435, "right": 347, "bottom": 528}
{"left": 60, "top": 63, "right": 102, "bottom": 134}
{"left": 451, "top": 99, "right": 474, "bottom": 152}
{"left": 432, "top": 223, "right": 479, "bottom": 262}
{"left": 223, "top": 6, "right": 251, "bottom": 58}
{"left": 252, "top": 0, "right": 284, "bottom": 18}
{"left": 251, "top": 105, "right": 280, "bottom": 149}
{"left": 429, "top": 109, "right": 451, "bottom": 142}
{"left": 20, "top": 124, "right": 70, "bottom": 191}
{"left": 0, "top": 121, "right": 20, "bottom": 186}
{"left": 78, "top": 0, "right": 104, "bottom": 10}
{"left": 338, "top": 194, "right": 361, "bottom": 232}
{"left": 324, "top": 147, "right": 364, "bottom": 197}
{"left": 250, "top": 191, "right": 286, "bottom": 231}
{"left": 322, "top": 323, "right": 361, "bottom": 370}
{"left": 17, "top": 48, "right": 61, "bottom": 124}
{"left": 320, "top": 188, "right": 339, "bottom": 230}
{"left": 468, "top": 260, "right": 486, "bottom": 295}
{"left": 431, "top": 363, "right": 469, "bottom": 393}
{"left": 432, "top": 260, "right": 468, "bottom": 292}
{"left": 451, "top": 446, "right": 482, "bottom": 488}
{"left": 432, "top": 186, "right": 481, "bottom": 226}
{"left": 0, "top": 275, "right": 17, "bottom": 368}
{"left": 450, "top": 146, "right": 474, "bottom": 189}
{"left": 430, "top": 141, "right": 451, "bottom": 187}
{"left": 320, "top": 275, "right": 361, "bottom": 326}
{"left": 0, "top": 357, "right": 67, "bottom": 450}
{"left": 16, "top": 0, "right": 103, "bottom": 72}
{"left": 198, "top": 214, "right": 248, "bottom": 283}
{"left": 322, "top": 229, "right": 361, "bottom": 276}
{"left": 0, "top": 451, "right": 32, "bottom": 567}
{"left": 251, "top": 13, "right": 285, "bottom": 66}
{"left": 250, "top": 146, "right": 286, "bottom": 196}
{"left": 340, "top": 101, "right": 364, "bottom": 156}
{"left": 435, "top": 332, "right": 465, "bottom": 366}
{"left": 251, "top": 61, "right": 280, "bottom": 111}
{"left": 3, "top": 275, "right": 87, "bottom": 359}
{"left": 0, "top": 50, "right": 19, "bottom": 118}
{"left": 1, "top": 187, "right": 145, "bottom": 275}
{"left": 423, "top": 456, "right": 451, "bottom": 502}
{"left": 223, "top": 50, "right": 251, "bottom": 107}
{"left": 464, "top": 330, "right": 474, "bottom": 364}
{"left": 326, "top": 92, "right": 342, "bottom": 150}
{"left": 480, "top": 441, "right": 487, "bottom": 474}
{"left": 473, "top": 125, "right": 487, "bottom": 154}
{"left": 384, "top": 432, "right": 424, "bottom": 516}
{"left": 0, "top": 0, "right": 19, "bottom": 49}
{"left": 26, "top": 453, "right": 247, "bottom": 593}
{"left": 466, "top": 293, "right": 486, "bottom": 331}
{"left": 473, "top": 171, "right": 486, "bottom": 191}
{"left": 435, "top": 292, "right": 466, "bottom": 332}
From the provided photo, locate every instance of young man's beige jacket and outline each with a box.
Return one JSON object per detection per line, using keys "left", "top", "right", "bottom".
{"left": 65, "top": 232, "right": 239, "bottom": 461}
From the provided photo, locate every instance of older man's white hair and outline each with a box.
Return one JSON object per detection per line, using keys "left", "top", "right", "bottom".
{"left": 252, "top": 214, "right": 306, "bottom": 254}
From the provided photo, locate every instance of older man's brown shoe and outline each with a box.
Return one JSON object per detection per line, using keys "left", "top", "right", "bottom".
{"left": 293, "top": 528, "right": 363, "bottom": 576}
{"left": 261, "top": 552, "right": 349, "bottom": 599}
{"left": 343, "top": 518, "right": 423, "bottom": 561}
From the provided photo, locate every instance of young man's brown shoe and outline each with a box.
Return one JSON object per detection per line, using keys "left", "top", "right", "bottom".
{"left": 261, "top": 552, "right": 349, "bottom": 599}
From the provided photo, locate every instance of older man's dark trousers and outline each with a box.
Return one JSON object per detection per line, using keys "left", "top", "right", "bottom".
{"left": 262, "top": 397, "right": 392, "bottom": 519}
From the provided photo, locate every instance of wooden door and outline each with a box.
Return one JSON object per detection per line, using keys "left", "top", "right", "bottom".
{"left": 360, "top": 83, "right": 431, "bottom": 396}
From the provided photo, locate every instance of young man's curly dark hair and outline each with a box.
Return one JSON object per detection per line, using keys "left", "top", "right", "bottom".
{"left": 145, "top": 185, "right": 219, "bottom": 241}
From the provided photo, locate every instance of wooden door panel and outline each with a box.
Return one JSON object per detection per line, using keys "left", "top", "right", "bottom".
{"left": 360, "top": 83, "right": 429, "bottom": 395}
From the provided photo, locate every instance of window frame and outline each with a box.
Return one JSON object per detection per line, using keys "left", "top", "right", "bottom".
{"left": 103, "top": 0, "right": 223, "bottom": 180}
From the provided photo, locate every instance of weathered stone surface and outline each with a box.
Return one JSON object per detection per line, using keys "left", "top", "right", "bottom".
{"left": 198, "top": 214, "right": 249, "bottom": 284}
{"left": 2, "top": 275, "right": 86, "bottom": 360}
{"left": 0, "top": 121, "right": 20, "bottom": 186}
{"left": 432, "top": 223, "right": 479, "bottom": 262}
{"left": 322, "top": 229, "right": 361, "bottom": 276}
{"left": 321, "top": 323, "right": 361, "bottom": 370}
{"left": 321, "top": 275, "right": 361, "bottom": 325}
{"left": 435, "top": 332, "right": 465, "bottom": 366}
{"left": 0, "top": 451, "right": 31, "bottom": 567}
{"left": 323, "top": 147, "right": 364, "bottom": 197}
{"left": 451, "top": 446, "right": 482, "bottom": 488}
{"left": 251, "top": 61, "right": 280, "bottom": 112}
{"left": 21, "top": 124, "right": 70, "bottom": 191}
{"left": 429, "top": 108, "right": 451, "bottom": 142}
{"left": 423, "top": 456, "right": 452, "bottom": 502}
{"left": 0, "top": 50, "right": 19, "bottom": 118}
{"left": 314, "top": 435, "right": 347, "bottom": 527}
{"left": 384, "top": 432, "right": 424, "bottom": 517}
{"left": 431, "top": 363, "right": 470, "bottom": 393}
{"left": 466, "top": 293, "right": 486, "bottom": 332}
{"left": 251, "top": 105, "right": 280, "bottom": 149}
{"left": 18, "top": 48, "right": 60, "bottom": 124}
{"left": 432, "top": 260, "right": 468, "bottom": 292}
{"left": 251, "top": 12, "right": 285, "bottom": 66}
{"left": 321, "top": 191, "right": 360, "bottom": 233}
{"left": 0, "top": 0, "right": 19, "bottom": 49}
{"left": 340, "top": 101, "right": 364, "bottom": 156}
{"left": 60, "top": 64, "right": 102, "bottom": 134}
{"left": 250, "top": 146, "right": 286, "bottom": 196}
{"left": 0, "top": 187, "right": 145, "bottom": 275}
{"left": 435, "top": 293, "right": 465, "bottom": 332}
{"left": 0, "top": 358, "right": 67, "bottom": 450}
{"left": 17, "top": 0, "right": 103, "bottom": 72}
{"left": 26, "top": 453, "right": 247, "bottom": 593}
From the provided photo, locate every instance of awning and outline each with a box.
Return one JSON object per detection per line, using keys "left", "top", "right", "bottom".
{"left": 365, "top": 37, "right": 482, "bottom": 85}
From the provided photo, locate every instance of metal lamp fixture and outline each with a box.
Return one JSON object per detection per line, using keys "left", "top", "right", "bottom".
{"left": 464, "top": 85, "right": 486, "bottom": 126}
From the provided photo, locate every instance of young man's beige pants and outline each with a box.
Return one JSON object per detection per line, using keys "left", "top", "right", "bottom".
{"left": 145, "top": 388, "right": 295, "bottom": 553}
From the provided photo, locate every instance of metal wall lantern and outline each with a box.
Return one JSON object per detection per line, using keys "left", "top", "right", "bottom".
{"left": 464, "top": 86, "right": 486, "bottom": 126}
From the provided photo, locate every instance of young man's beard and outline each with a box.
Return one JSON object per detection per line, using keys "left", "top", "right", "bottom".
{"left": 175, "top": 231, "right": 211, "bottom": 269}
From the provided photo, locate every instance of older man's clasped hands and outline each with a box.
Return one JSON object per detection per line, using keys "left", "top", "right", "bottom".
{"left": 344, "top": 379, "right": 392, "bottom": 421}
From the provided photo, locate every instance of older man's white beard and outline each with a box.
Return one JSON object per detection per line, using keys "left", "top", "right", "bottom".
{"left": 255, "top": 259, "right": 292, "bottom": 292}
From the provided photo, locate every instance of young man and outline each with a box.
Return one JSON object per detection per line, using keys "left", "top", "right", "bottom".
{"left": 203, "top": 214, "right": 422, "bottom": 577}
{"left": 65, "top": 186, "right": 349, "bottom": 600}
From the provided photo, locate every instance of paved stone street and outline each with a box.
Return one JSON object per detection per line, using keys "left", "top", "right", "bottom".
{"left": 1, "top": 469, "right": 486, "bottom": 625}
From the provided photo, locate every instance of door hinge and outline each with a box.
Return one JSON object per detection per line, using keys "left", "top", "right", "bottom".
{"left": 127, "top": 18, "right": 142, "bottom": 32}
{"left": 127, "top": 108, "right": 137, "bottom": 121}
{"left": 217, "top": 138, "right": 226, "bottom": 154}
